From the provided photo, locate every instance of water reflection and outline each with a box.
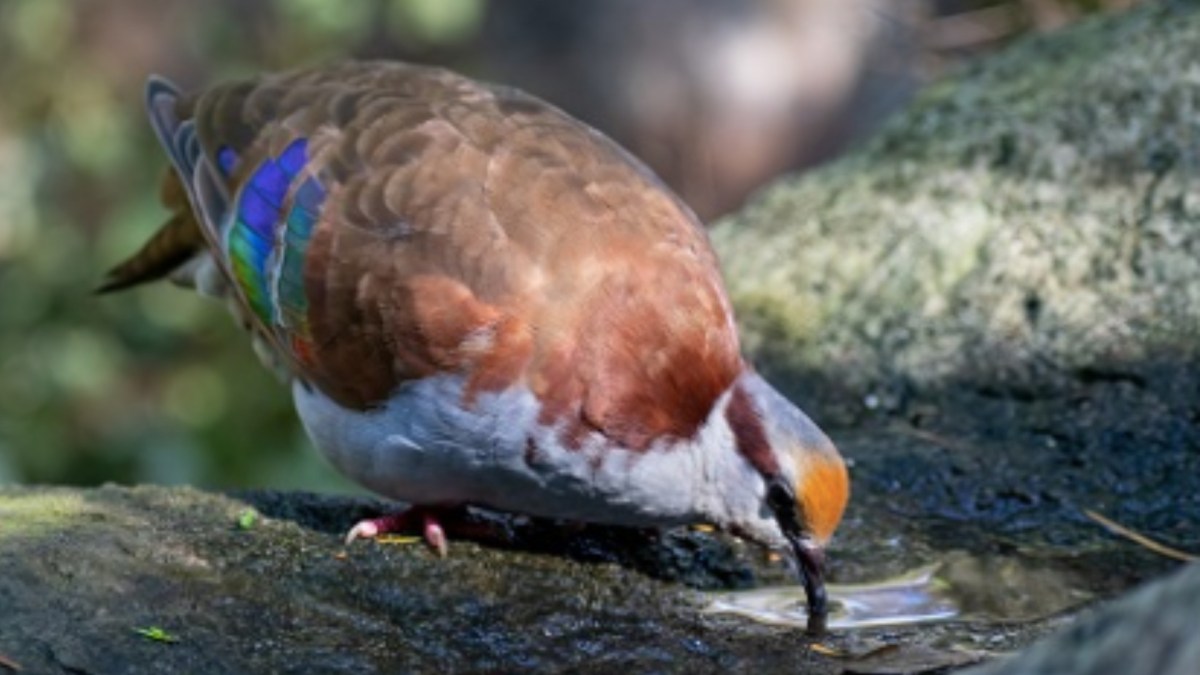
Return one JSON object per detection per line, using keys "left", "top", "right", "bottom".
{"left": 705, "top": 551, "right": 1093, "bottom": 630}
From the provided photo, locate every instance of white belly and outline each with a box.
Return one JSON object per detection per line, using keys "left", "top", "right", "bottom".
{"left": 291, "top": 376, "right": 709, "bottom": 527}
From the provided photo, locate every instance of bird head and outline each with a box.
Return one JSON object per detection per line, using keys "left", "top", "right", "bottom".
{"left": 710, "top": 370, "right": 849, "bottom": 634}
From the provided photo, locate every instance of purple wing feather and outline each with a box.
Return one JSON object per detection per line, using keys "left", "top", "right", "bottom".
{"left": 145, "top": 74, "right": 329, "bottom": 350}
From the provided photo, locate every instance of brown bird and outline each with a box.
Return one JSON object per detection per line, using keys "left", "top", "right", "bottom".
{"left": 101, "top": 61, "right": 849, "bottom": 633}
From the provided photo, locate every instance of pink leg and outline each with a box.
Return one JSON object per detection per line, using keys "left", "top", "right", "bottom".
{"left": 344, "top": 506, "right": 455, "bottom": 556}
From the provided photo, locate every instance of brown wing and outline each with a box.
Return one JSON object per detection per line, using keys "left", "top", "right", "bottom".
{"left": 184, "top": 61, "right": 743, "bottom": 448}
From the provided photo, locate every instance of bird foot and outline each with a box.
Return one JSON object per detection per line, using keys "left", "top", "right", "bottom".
{"left": 344, "top": 507, "right": 454, "bottom": 557}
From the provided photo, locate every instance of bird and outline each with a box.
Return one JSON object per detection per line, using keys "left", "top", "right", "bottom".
{"left": 100, "top": 61, "right": 849, "bottom": 634}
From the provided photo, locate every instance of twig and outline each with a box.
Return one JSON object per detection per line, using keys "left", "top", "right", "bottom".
{"left": 808, "top": 643, "right": 845, "bottom": 658}
{"left": 1084, "top": 509, "right": 1197, "bottom": 562}
{"left": 0, "top": 651, "right": 22, "bottom": 672}
{"left": 892, "top": 424, "right": 981, "bottom": 455}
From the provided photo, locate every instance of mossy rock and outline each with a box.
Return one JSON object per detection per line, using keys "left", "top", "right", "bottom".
{"left": 712, "top": 1, "right": 1200, "bottom": 404}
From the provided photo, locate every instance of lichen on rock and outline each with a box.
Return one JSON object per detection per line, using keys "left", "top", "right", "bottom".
{"left": 712, "top": 2, "right": 1200, "bottom": 400}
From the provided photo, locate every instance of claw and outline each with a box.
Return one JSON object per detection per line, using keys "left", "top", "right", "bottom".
{"left": 423, "top": 515, "right": 448, "bottom": 557}
{"left": 344, "top": 513, "right": 409, "bottom": 545}
{"left": 343, "top": 509, "right": 453, "bottom": 556}
{"left": 344, "top": 520, "right": 377, "bottom": 545}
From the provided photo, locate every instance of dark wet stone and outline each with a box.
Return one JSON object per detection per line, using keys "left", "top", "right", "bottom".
{"left": 0, "top": 485, "right": 832, "bottom": 675}
{"left": 966, "top": 562, "right": 1200, "bottom": 675}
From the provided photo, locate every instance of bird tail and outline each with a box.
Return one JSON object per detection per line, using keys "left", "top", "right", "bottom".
{"left": 95, "top": 195, "right": 205, "bottom": 293}
{"left": 97, "top": 75, "right": 220, "bottom": 294}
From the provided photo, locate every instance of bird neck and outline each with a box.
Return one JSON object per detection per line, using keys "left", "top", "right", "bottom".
{"left": 671, "top": 375, "right": 777, "bottom": 540}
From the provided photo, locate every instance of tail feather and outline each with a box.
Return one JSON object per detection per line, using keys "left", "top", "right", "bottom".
{"left": 96, "top": 211, "right": 204, "bottom": 294}
{"left": 99, "top": 75, "right": 228, "bottom": 294}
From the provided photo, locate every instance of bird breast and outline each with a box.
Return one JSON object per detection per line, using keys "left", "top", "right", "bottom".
{"left": 292, "top": 373, "right": 738, "bottom": 527}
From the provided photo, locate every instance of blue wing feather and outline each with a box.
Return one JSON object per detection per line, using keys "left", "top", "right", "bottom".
{"left": 144, "top": 75, "right": 327, "bottom": 361}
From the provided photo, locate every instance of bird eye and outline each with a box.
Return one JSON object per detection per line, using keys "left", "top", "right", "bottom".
{"left": 766, "top": 476, "right": 803, "bottom": 537}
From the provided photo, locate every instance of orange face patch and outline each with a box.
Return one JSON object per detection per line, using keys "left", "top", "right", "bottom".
{"left": 796, "top": 455, "right": 850, "bottom": 545}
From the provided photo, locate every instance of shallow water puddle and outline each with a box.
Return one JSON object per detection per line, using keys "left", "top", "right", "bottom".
{"left": 705, "top": 564, "right": 956, "bottom": 630}
{"left": 704, "top": 551, "right": 1093, "bottom": 630}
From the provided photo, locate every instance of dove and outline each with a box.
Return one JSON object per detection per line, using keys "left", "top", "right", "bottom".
{"left": 101, "top": 61, "right": 849, "bottom": 633}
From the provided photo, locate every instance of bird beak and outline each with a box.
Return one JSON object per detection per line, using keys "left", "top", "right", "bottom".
{"left": 767, "top": 476, "right": 829, "bottom": 635}
{"left": 787, "top": 534, "right": 828, "bottom": 635}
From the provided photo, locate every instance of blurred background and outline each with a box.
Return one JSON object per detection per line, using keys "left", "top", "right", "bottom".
{"left": 0, "top": 0, "right": 1142, "bottom": 491}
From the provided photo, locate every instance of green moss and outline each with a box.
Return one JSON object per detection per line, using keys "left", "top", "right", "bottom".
{"left": 0, "top": 490, "right": 87, "bottom": 539}
{"left": 713, "top": 2, "right": 1200, "bottom": 395}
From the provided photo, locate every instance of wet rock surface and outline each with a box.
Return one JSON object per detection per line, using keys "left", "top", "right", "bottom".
{"left": 0, "top": 482, "right": 1131, "bottom": 675}
{"left": 4, "top": 3, "right": 1199, "bottom": 674}
{"left": 0, "top": 486, "right": 831, "bottom": 674}
{"left": 965, "top": 562, "right": 1200, "bottom": 675}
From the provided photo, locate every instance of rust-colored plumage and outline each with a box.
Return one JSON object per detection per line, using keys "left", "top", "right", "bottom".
{"left": 107, "top": 61, "right": 742, "bottom": 450}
